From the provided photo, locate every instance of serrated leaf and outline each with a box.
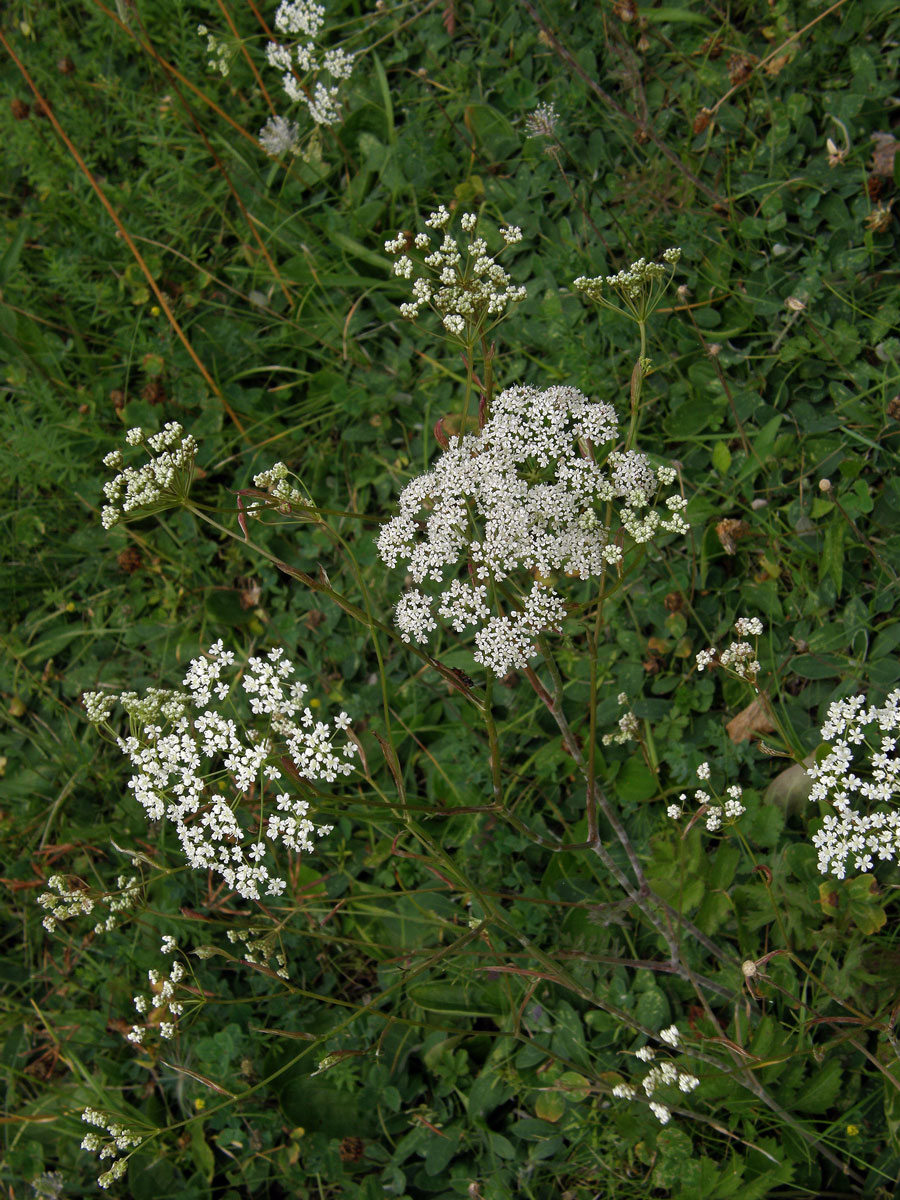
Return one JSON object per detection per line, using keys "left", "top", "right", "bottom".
{"left": 795, "top": 1056, "right": 842, "bottom": 1114}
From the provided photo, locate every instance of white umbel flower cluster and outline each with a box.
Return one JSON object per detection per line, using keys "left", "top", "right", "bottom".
{"left": 85, "top": 641, "right": 356, "bottom": 900}
{"left": 261, "top": 0, "right": 353, "bottom": 134}
{"left": 129, "top": 950, "right": 188, "bottom": 1044}
{"left": 575, "top": 248, "right": 681, "bottom": 303}
{"left": 252, "top": 461, "right": 307, "bottom": 507}
{"left": 384, "top": 206, "right": 526, "bottom": 342}
{"left": 378, "top": 384, "right": 688, "bottom": 676}
{"left": 100, "top": 423, "right": 197, "bottom": 530}
{"left": 807, "top": 690, "right": 900, "bottom": 878}
{"left": 603, "top": 692, "right": 640, "bottom": 745}
{"left": 80, "top": 1109, "right": 144, "bottom": 1189}
{"left": 258, "top": 113, "right": 300, "bottom": 156}
{"left": 695, "top": 617, "right": 764, "bottom": 682}
{"left": 37, "top": 873, "right": 140, "bottom": 935}
{"left": 611, "top": 1031, "right": 700, "bottom": 1125}
{"left": 667, "top": 762, "right": 745, "bottom": 831}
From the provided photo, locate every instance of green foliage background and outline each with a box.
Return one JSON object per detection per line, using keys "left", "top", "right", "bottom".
{"left": 2, "top": 0, "right": 900, "bottom": 1196}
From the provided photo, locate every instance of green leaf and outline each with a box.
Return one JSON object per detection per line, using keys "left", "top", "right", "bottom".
{"left": 190, "top": 1121, "right": 215, "bottom": 1184}
{"left": 0, "top": 221, "right": 27, "bottom": 285}
{"left": 614, "top": 758, "right": 658, "bottom": 802}
{"left": 711, "top": 440, "right": 732, "bottom": 473}
{"left": 534, "top": 1090, "right": 566, "bottom": 1123}
{"left": 819, "top": 515, "right": 845, "bottom": 597}
{"left": 795, "top": 1056, "right": 842, "bottom": 1114}
{"left": 634, "top": 984, "right": 670, "bottom": 1030}
{"left": 468, "top": 1070, "right": 514, "bottom": 1122}
{"left": 425, "top": 1126, "right": 461, "bottom": 1175}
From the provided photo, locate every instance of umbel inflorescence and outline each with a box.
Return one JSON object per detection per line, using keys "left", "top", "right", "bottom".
{"left": 611, "top": 1026, "right": 700, "bottom": 1126}
{"left": 807, "top": 690, "right": 900, "bottom": 878}
{"left": 575, "top": 248, "right": 682, "bottom": 324}
{"left": 260, "top": 0, "right": 355, "bottom": 144}
{"left": 100, "top": 423, "right": 196, "bottom": 530}
{"left": 384, "top": 206, "right": 526, "bottom": 342}
{"left": 199, "top": 1, "right": 356, "bottom": 156}
{"left": 378, "top": 383, "right": 688, "bottom": 676}
{"left": 84, "top": 642, "right": 356, "bottom": 900}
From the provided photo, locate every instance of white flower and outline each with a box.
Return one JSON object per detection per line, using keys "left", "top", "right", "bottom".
{"left": 395, "top": 590, "right": 438, "bottom": 644}
{"left": 384, "top": 207, "right": 527, "bottom": 339}
{"left": 425, "top": 205, "right": 451, "bottom": 228}
{"left": 659, "top": 1024, "right": 680, "bottom": 1048}
{"left": 734, "top": 616, "right": 764, "bottom": 636}
{"left": 719, "top": 641, "right": 759, "bottom": 680}
{"left": 259, "top": 114, "right": 299, "bottom": 156}
{"left": 322, "top": 47, "right": 354, "bottom": 79}
{"left": 275, "top": 0, "right": 325, "bottom": 37}
{"left": 378, "top": 384, "right": 686, "bottom": 674}
{"left": 306, "top": 81, "right": 341, "bottom": 126}
{"left": 90, "top": 646, "right": 353, "bottom": 900}
{"left": 611, "top": 1082, "right": 636, "bottom": 1099}
{"left": 807, "top": 690, "right": 900, "bottom": 878}
{"left": 99, "top": 424, "right": 197, "bottom": 529}
{"left": 525, "top": 101, "right": 559, "bottom": 138}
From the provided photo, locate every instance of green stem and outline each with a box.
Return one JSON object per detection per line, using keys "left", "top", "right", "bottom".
{"left": 184, "top": 503, "right": 484, "bottom": 713}
{"left": 623, "top": 320, "right": 647, "bottom": 452}
{"left": 480, "top": 333, "right": 495, "bottom": 418}
{"left": 483, "top": 672, "right": 503, "bottom": 805}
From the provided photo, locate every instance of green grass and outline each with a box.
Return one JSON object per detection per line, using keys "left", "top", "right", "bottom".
{"left": 3, "top": 0, "right": 900, "bottom": 1197}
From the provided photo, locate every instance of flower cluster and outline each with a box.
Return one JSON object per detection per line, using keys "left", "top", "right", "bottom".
{"left": 807, "top": 690, "right": 900, "bottom": 878}
{"left": 256, "top": 0, "right": 354, "bottom": 153}
{"left": 258, "top": 114, "right": 300, "bottom": 157}
{"left": 85, "top": 641, "right": 356, "bottom": 901}
{"left": 611, "top": 1027, "right": 700, "bottom": 1125}
{"left": 603, "top": 692, "right": 640, "bottom": 745}
{"left": 666, "top": 762, "right": 745, "bottom": 831}
{"left": 384, "top": 206, "right": 526, "bottom": 342}
{"left": 100, "top": 423, "right": 197, "bottom": 530}
{"left": 80, "top": 1109, "right": 144, "bottom": 1189}
{"left": 695, "top": 616, "right": 764, "bottom": 682}
{"left": 197, "top": 23, "right": 237, "bottom": 76}
{"left": 378, "top": 384, "right": 688, "bottom": 675}
{"left": 129, "top": 943, "right": 188, "bottom": 1043}
{"left": 251, "top": 461, "right": 308, "bottom": 509}
{"left": 525, "top": 101, "right": 559, "bottom": 140}
{"left": 575, "top": 249, "right": 681, "bottom": 323}
{"left": 227, "top": 925, "right": 290, "bottom": 978}
{"left": 37, "top": 874, "right": 141, "bottom": 935}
